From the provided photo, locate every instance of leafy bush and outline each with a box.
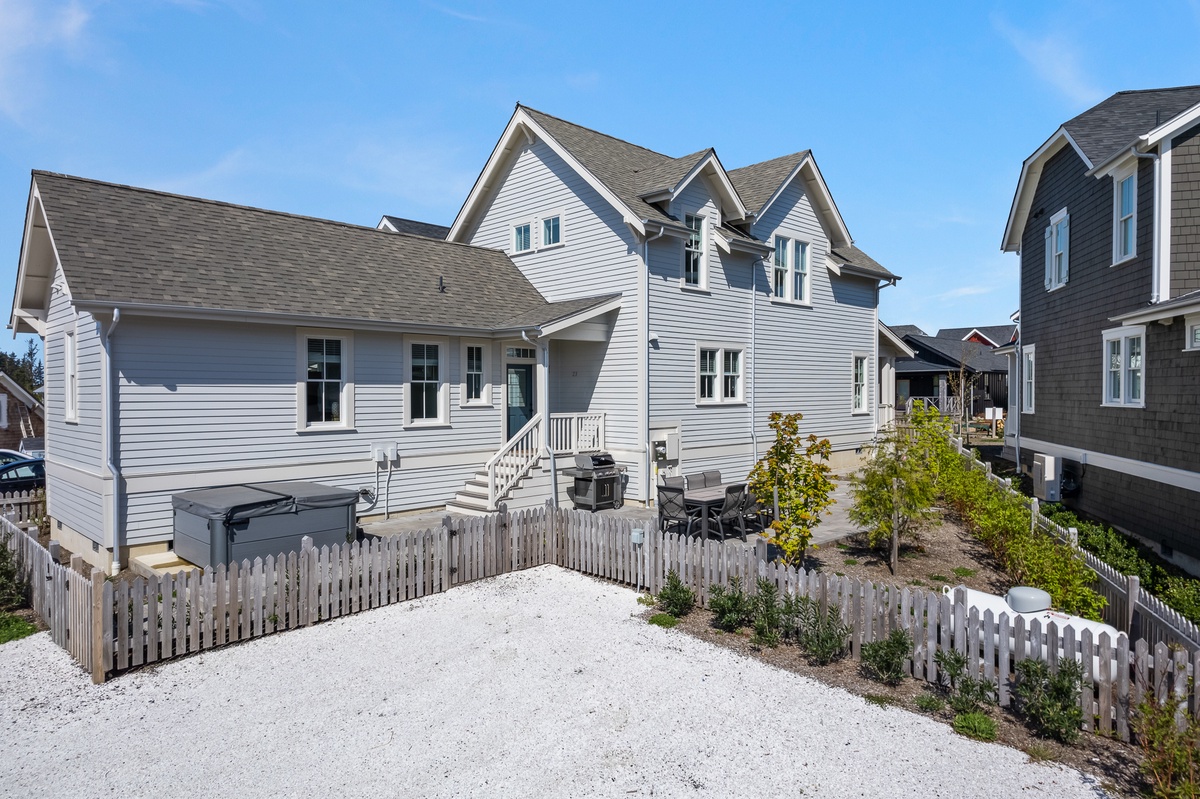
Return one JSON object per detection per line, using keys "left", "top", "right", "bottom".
{"left": 934, "top": 648, "right": 993, "bottom": 714}
{"left": 0, "top": 529, "right": 27, "bottom": 611}
{"left": 1012, "top": 658, "right": 1084, "bottom": 743}
{"left": 953, "top": 711, "right": 997, "bottom": 741}
{"left": 750, "top": 578, "right": 782, "bottom": 648}
{"left": 849, "top": 419, "right": 941, "bottom": 550}
{"left": 708, "top": 577, "right": 753, "bottom": 632}
{"left": 648, "top": 613, "right": 678, "bottom": 629}
{"left": 860, "top": 629, "right": 913, "bottom": 685}
{"left": 657, "top": 570, "right": 696, "bottom": 618}
{"left": 792, "top": 596, "right": 850, "bottom": 665}
{"left": 1132, "top": 691, "right": 1200, "bottom": 799}
{"left": 0, "top": 612, "right": 36, "bottom": 644}
{"left": 914, "top": 693, "right": 944, "bottom": 713}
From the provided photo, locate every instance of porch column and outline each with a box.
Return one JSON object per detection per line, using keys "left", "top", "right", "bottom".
{"left": 537, "top": 341, "right": 550, "bottom": 453}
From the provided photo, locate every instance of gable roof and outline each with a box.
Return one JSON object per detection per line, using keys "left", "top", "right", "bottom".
{"left": 378, "top": 216, "right": 450, "bottom": 240}
{"left": 634, "top": 149, "right": 711, "bottom": 197}
{"left": 889, "top": 324, "right": 927, "bottom": 338}
{"left": 727, "top": 151, "right": 810, "bottom": 215}
{"left": 828, "top": 245, "right": 896, "bottom": 281}
{"left": 935, "top": 325, "right": 1017, "bottom": 347}
{"left": 902, "top": 334, "right": 1009, "bottom": 373}
{"left": 729, "top": 151, "right": 853, "bottom": 249}
{"left": 19, "top": 171, "right": 612, "bottom": 333}
{"left": 0, "top": 372, "right": 43, "bottom": 416}
{"left": 1003, "top": 85, "right": 1200, "bottom": 251}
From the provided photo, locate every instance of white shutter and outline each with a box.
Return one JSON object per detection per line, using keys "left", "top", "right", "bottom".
{"left": 1044, "top": 226, "right": 1052, "bottom": 290}
{"left": 1060, "top": 213, "right": 1070, "bottom": 284}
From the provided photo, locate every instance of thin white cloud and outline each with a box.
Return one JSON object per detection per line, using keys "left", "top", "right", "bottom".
{"left": 992, "top": 15, "right": 1104, "bottom": 107}
{"left": 936, "top": 285, "right": 994, "bottom": 301}
{"left": 0, "top": 0, "right": 91, "bottom": 121}
{"left": 423, "top": 1, "right": 489, "bottom": 23}
{"left": 565, "top": 71, "right": 601, "bottom": 92}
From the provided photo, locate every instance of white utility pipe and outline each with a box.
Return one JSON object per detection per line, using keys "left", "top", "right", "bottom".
{"left": 104, "top": 309, "right": 122, "bottom": 576}
{"left": 642, "top": 225, "right": 666, "bottom": 504}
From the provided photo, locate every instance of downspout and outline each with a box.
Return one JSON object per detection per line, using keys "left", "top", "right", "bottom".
{"left": 104, "top": 309, "right": 121, "bottom": 576}
{"left": 521, "top": 328, "right": 555, "bottom": 507}
{"left": 750, "top": 255, "right": 763, "bottom": 463}
{"left": 1129, "top": 147, "right": 1163, "bottom": 302}
{"left": 642, "top": 225, "right": 666, "bottom": 502}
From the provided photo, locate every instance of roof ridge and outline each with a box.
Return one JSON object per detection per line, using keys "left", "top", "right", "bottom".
{"left": 729, "top": 150, "right": 811, "bottom": 173}
{"left": 1110, "top": 84, "right": 1200, "bottom": 97}
{"left": 32, "top": 170, "right": 493, "bottom": 254}
{"left": 516, "top": 104, "right": 676, "bottom": 160}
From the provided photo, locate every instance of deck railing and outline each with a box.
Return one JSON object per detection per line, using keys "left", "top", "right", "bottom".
{"left": 549, "top": 412, "right": 605, "bottom": 455}
{"left": 487, "top": 414, "right": 542, "bottom": 510}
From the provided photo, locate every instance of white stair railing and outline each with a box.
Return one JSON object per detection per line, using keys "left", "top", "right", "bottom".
{"left": 549, "top": 412, "right": 605, "bottom": 455}
{"left": 487, "top": 414, "right": 542, "bottom": 510}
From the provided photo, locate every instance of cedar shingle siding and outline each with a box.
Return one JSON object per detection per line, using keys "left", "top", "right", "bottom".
{"left": 1172, "top": 123, "right": 1200, "bottom": 296}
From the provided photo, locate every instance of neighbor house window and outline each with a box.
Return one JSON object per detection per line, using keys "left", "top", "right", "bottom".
{"left": 299, "top": 331, "right": 354, "bottom": 429}
{"left": 683, "top": 214, "right": 705, "bottom": 287}
{"left": 1187, "top": 315, "right": 1200, "bottom": 351}
{"left": 541, "top": 215, "right": 561, "bottom": 247}
{"left": 1022, "top": 344, "right": 1035, "bottom": 413}
{"left": 772, "top": 235, "right": 811, "bottom": 303}
{"left": 462, "top": 341, "right": 489, "bottom": 407}
{"left": 1044, "top": 208, "right": 1069, "bottom": 290}
{"left": 513, "top": 223, "right": 532, "bottom": 253}
{"left": 64, "top": 327, "right": 78, "bottom": 422}
{"left": 697, "top": 345, "right": 743, "bottom": 403}
{"left": 1113, "top": 165, "right": 1137, "bottom": 263}
{"left": 851, "top": 354, "right": 867, "bottom": 413}
{"left": 1101, "top": 327, "right": 1145, "bottom": 407}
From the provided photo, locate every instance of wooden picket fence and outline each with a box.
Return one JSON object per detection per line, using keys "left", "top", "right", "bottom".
{"left": 7, "top": 503, "right": 1200, "bottom": 746}
{"left": 0, "top": 490, "right": 45, "bottom": 524}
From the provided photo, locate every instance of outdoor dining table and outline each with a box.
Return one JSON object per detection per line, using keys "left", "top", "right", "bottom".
{"left": 683, "top": 482, "right": 746, "bottom": 539}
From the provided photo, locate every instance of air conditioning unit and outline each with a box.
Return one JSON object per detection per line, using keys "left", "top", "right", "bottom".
{"left": 1032, "top": 454, "right": 1061, "bottom": 502}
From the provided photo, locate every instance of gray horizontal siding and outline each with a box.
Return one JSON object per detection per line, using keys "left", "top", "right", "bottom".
{"left": 47, "top": 472, "right": 104, "bottom": 544}
{"left": 45, "top": 262, "right": 104, "bottom": 472}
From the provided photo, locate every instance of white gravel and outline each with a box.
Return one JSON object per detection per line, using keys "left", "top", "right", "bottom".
{"left": 0, "top": 566, "right": 1109, "bottom": 798}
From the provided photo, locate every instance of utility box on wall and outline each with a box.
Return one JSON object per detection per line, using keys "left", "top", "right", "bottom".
{"left": 1032, "top": 454, "right": 1061, "bottom": 502}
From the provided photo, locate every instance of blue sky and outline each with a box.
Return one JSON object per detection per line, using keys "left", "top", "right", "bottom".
{"left": 2, "top": 0, "right": 1199, "bottom": 354}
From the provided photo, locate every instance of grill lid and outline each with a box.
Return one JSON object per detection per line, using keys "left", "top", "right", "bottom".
{"left": 574, "top": 452, "right": 616, "bottom": 470}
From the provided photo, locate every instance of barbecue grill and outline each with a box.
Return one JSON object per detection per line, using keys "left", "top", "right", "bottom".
{"left": 562, "top": 452, "right": 625, "bottom": 511}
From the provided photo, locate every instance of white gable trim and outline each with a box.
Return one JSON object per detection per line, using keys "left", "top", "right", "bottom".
{"left": 377, "top": 216, "right": 398, "bottom": 232}
{"left": 1002, "top": 127, "right": 1092, "bottom": 252}
{"left": 960, "top": 327, "right": 1000, "bottom": 347}
{"left": 11, "top": 180, "right": 64, "bottom": 336}
{"left": 448, "top": 108, "right": 646, "bottom": 242}
{"left": 0, "top": 372, "right": 43, "bottom": 415}
{"left": 668, "top": 151, "right": 749, "bottom": 222}
{"left": 878, "top": 321, "right": 915, "bottom": 358}
{"left": 537, "top": 295, "right": 625, "bottom": 337}
{"left": 756, "top": 154, "right": 852, "bottom": 250}
{"left": 1142, "top": 99, "right": 1200, "bottom": 149}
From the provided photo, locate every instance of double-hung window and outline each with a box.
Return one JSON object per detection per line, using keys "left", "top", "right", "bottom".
{"left": 541, "top": 215, "right": 560, "bottom": 247}
{"left": 512, "top": 223, "right": 532, "bottom": 254}
{"left": 298, "top": 329, "right": 354, "bottom": 430}
{"left": 1113, "top": 165, "right": 1137, "bottom": 264}
{"left": 683, "top": 214, "right": 706, "bottom": 288}
{"left": 1021, "top": 344, "right": 1035, "bottom": 413}
{"left": 851, "top": 354, "right": 868, "bottom": 414}
{"left": 411, "top": 343, "right": 440, "bottom": 421}
{"left": 1187, "top": 315, "right": 1200, "bottom": 352}
{"left": 1101, "top": 327, "right": 1145, "bottom": 407}
{"left": 1044, "top": 209, "right": 1069, "bottom": 290}
{"left": 64, "top": 326, "right": 78, "bottom": 422}
{"left": 461, "top": 341, "right": 490, "bottom": 407}
{"left": 772, "top": 235, "right": 811, "bottom": 303}
{"left": 697, "top": 345, "right": 742, "bottom": 403}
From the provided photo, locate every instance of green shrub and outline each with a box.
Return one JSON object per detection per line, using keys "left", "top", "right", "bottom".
{"left": 861, "top": 629, "right": 913, "bottom": 685}
{"left": 849, "top": 415, "right": 941, "bottom": 551}
{"left": 708, "top": 576, "right": 753, "bottom": 632}
{"left": 648, "top": 613, "right": 678, "bottom": 629}
{"left": 0, "top": 529, "right": 28, "bottom": 611}
{"left": 953, "top": 711, "right": 997, "bottom": 741}
{"left": 914, "top": 693, "right": 944, "bottom": 713}
{"left": 1012, "top": 658, "right": 1084, "bottom": 743}
{"left": 657, "top": 570, "right": 696, "bottom": 618}
{"left": 750, "top": 578, "right": 782, "bottom": 648}
{"left": 0, "top": 612, "right": 36, "bottom": 644}
{"left": 934, "top": 648, "right": 993, "bottom": 714}
{"left": 1132, "top": 691, "right": 1200, "bottom": 799}
{"left": 790, "top": 596, "right": 850, "bottom": 665}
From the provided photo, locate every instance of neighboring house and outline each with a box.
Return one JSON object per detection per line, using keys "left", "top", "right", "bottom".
{"left": 10, "top": 106, "right": 902, "bottom": 574}
{"left": 892, "top": 325, "right": 1014, "bottom": 416}
{"left": 0, "top": 371, "right": 44, "bottom": 455}
{"left": 1001, "top": 85, "right": 1200, "bottom": 571}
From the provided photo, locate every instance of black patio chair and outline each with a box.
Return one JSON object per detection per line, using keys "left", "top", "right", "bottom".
{"left": 658, "top": 486, "right": 702, "bottom": 536}
{"left": 660, "top": 475, "right": 685, "bottom": 489}
{"left": 742, "top": 491, "right": 770, "bottom": 532}
{"left": 685, "top": 472, "right": 708, "bottom": 490}
{"left": 709, "top": 484, "right": 748, "bottom": 542}
{"left": 702, "top": 469, "right": 722, "bottom": 486}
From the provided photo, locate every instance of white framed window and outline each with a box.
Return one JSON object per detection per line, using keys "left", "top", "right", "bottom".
{"left": 404, "top": 336, "right": 449, "bottom": 426}
{"left": 512, "top": 222, "right": 532, "bottom": 254}
{"left": 1021, "top": 344, "right": 1035, "bottom": 414}
{"left": 1113, "top": 165, "right": 1137, "bottom": 264}
{"left": 540, "top": 214, "right": 561, "bottom": 248}
{"left": 1101, "top": 327, "right": 1145, "bottom": 408}
{"left": 697, "top": 344, "right": 743, "bottom": 404}
{"left": 851, "top": 353, "right": 868, "bottom": 414}
{"left": 64, "top": 326, "right": 78, "bottom": 423}
{"left": 1044, "top": 208, "right": 1069, "bottom": 291}
{"left": 1186, "top": 314, "right": 1200, "bottom": 352}
{"left": 0, "top": 395, "right": 8, "bottom": 430}
{"left": 771, "top": 235, "right": 811, "bottom": 304}
{"left": 296, "top": 329, "right": 355, "bottom": 430}
{"left": 460, "top": 340, "right": 491, "bottom": 407}
{"left": 682, "top": 214, "right": 706, "bottom": 288}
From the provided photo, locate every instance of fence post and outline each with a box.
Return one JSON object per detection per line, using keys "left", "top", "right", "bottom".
{"left": 1030, "top": 498, "right": 1039, "bottom": 534}
{"left": 47, "top": 540, "right": 61, "bottom": 564}
{"left": 1068, "top": 526, "right": 1079, "bottom": 549}
{"left": 1126, "top": 575, "right": 1140, "bottom": 636}
{"left": 298, "top": 537, "right": 313, "bottom": 627}
{"left": 90, "top": 568, "right": 105, "bottom": 684}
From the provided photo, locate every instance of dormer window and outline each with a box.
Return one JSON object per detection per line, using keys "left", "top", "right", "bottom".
{"left": 683, "top": 214, "right": 706, "bottom": 288}
{"left": 771, "top": 235, "right": 811, "bottom": 304}
{"left": 513, "top": 223, "right": 531, "bottom": 253}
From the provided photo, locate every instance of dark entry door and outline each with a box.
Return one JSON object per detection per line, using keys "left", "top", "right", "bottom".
{"left": 506, "top": 364, "right": 535, "bottom": 439}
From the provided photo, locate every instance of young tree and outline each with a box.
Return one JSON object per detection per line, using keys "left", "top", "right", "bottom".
{"left": 748, "top": 412, "right": 836, "bottom": 568}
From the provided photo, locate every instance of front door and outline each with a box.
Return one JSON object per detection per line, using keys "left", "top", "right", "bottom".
{"left": 506, "top": 364, "right": 535, "bottom": 439}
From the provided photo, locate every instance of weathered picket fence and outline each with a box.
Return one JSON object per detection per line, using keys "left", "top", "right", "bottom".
{"left": 0, "top": 490, "right": 45, "bottom": 524}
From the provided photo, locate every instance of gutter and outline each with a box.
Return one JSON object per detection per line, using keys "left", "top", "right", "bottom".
{"left": 1128, "top": 147, "right": 1164, "bottom": 303}
{"left": 104, "top": 309, "right": 122, "bottom": 576}
{"left": 642, "top": 225, "right": 666, "bottom": 503}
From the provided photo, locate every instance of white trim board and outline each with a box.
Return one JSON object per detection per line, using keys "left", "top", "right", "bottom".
{"left": 1019, "top": 436, "right": 1200, "bottom": 494}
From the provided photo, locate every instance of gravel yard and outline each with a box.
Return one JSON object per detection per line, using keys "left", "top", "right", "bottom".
{"left": 0, "top": 566, "right": 1110, "bottom": 798}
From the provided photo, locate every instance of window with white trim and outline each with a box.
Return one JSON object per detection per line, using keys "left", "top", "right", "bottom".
{"left": 512, "top": 223, "right": 531, "bottom": 254}
{"left": 1113, "top": 165, "right": 1137, "bottom": 264}
{"left": 299, "top": 330, "right": 354, "bottom": 429}
{"left": 1044, "top": 208, "right": 1069, "bottom": 290}
{"left": 461, "top": 341, "right": 490, "bottom": 407}
{"left": 851, "top": 354, "right": 868, "bottom": 413}
{"left": 410, "top": 343, "right": 441, "bottom": 422}
{"left": 771, "top": 235, "right": 811, "bottom": 303}
{"left": 64, "top": 327, "right": 78, "bottom": 423}
{"left": 683, "top": 214, "right": 706, "bottom": 288}
{"left": 541, "top": 215, "right": 560, "bottom": 247}
{"left": 697, "top": 345, "right": 743, "bottom": 403}
{"left": 793, "top": 241, "right": 810, "bottom": 303}
{"left": 1187, "top": 314, "right": 1200, "bottom": 351}
{"left": 773, "top": 238, "right": 788, "bottom": 298}
{"left": 1101, "top": 327, "right": 1145, "bottom": 407}
{"left": 1022, "top": 344, "right": 1035, "bottom": 413}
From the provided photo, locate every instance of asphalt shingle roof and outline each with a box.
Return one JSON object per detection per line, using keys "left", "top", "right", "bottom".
{"left": 727, "top": 151, "right": 810, "bottom": 216}
{"left": 380, "top": 216, "right": 450, "bottom": 240}
{"left": 889, "top": 324, "right": 928, "bottom": 338}
{"left": 935, "top": 325, "right": 1017, "bottom": 346}
{"left": 828, "top": 245, "right": 896, "bottom": 280}
{"left": 634, "top": 150, "right": 711, "bottom": 197}
{"left": 1063, "top": 86, "right": 1200, "bottom": 166}
{"left": 903, "top": 334, "right": 1009, "bottom": 373}
{"left": 34, "top": 171, "right": 611, "bottom": 331}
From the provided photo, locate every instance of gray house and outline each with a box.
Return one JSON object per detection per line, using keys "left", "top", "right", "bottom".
{"left": 11, "top": 106, "right": 903, "bottom": 574}
{"left": 1001, "top": 85, "right": 1200, "bottom": 572}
